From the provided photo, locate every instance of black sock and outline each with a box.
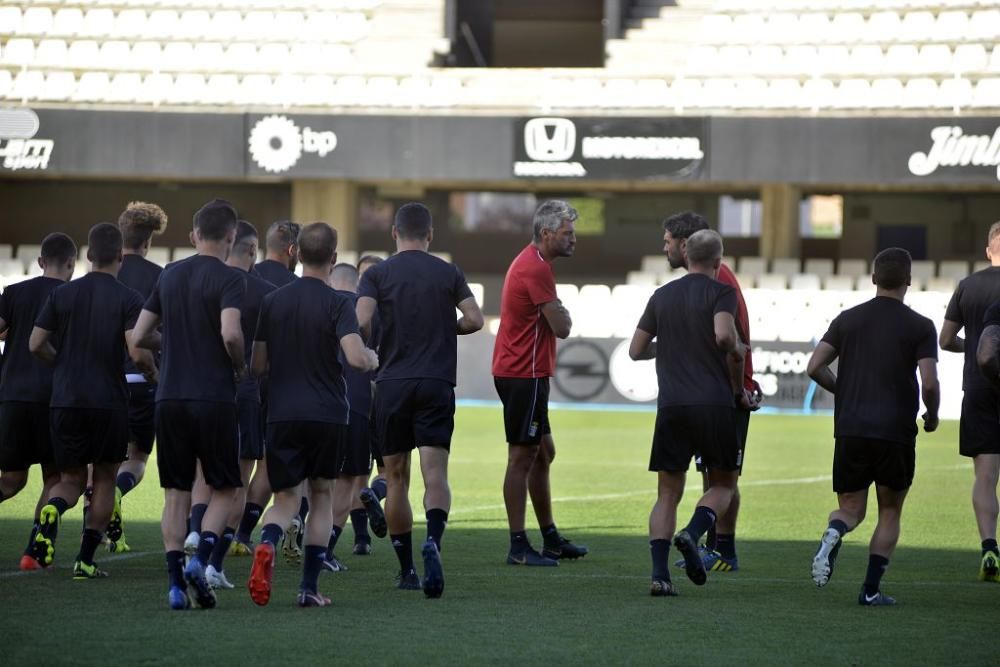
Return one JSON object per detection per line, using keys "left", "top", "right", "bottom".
{"left": 261, "top": 523, "right": 283, "bottom": 548}
{"left": 116, "top": 472, "right": 138, "bottom": 497}
{"left": 166, "top": 550, "right": 186, "bottom": 589}
{"left": 301, "top": 545, "right": 326, "bottom": 593}
{"left": 24, "top": 522, "right": 39, "bottom": 553}
{"left": 189, "top": 504, "right": 208, "bottom": 535}
{"left": 209, "top": 527, "right": 235, "bottom": 570}
{"left": 298, "top": 497, "right": 309, "bottom": 523}
{"left": 426, "top": 508, "right": 448, "bottom": 551}
{"left": 390, "top": 532, "right": 414, "bottom": 573}
{"left": 541, "top": 523, "right": 560, "bottom": 546}
{"left": 327, "top": 525, "right": 343, "bottom": 558}
{"left": 705, "top": 525, "right": 718, "bottom": 551}
{"left": 196, "top": 531, "right": 218, "bottom": 565}
{"left": 77, "top": 528, "right": 103, "bottom": 565}
{"left": 716, "top": 533, "right": 736, "bottom": 559}
{"left": 682, "top": 506, "right": 717, "bottom": 543}
{"left": 371, "top": 478, "right": 387, "bottom": 501}
{"left": 650, "top": 539, "right": 672, "bottom": 580}
{"left": 510, "top": 531, "right": 529, "bottom": 552}
{"left": 863, "top": 554, "right": 890, "bottom": 595}
{"left": 829, "top": 519, "right": 849, "bottom": 537}
{"left": 49, "top": 496, "right": 70, "bottom": 516}
{"left": 982, "top": 538, "right": 999, "bottom": 557}
{"left": 350, "top": 509, "right": 370, "bottom": 544}
{"left": 236, "top": 502, "right": 264, "bottom": 542}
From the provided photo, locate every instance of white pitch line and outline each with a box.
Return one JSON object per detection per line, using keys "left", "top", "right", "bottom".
{"left": 0, "top": 550, "right": 154, "bottom": 579}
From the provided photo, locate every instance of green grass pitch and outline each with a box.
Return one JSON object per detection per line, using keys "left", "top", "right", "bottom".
{"left": 0, "top": 408, "right": 994, "bottom": 665}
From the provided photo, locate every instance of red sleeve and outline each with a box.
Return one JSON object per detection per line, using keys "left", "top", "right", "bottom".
{"left": 523, "top": 260, "right": 557, "bottom": 306}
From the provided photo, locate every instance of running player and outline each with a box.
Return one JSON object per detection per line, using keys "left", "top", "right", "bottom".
{"left": 492, "top": 200, "right": 589, "bottom": 567}
{"left": 660, "top": 211, "right": 760, "bottom": 572}
{"left": 28, "top": 223, "right": 152, "bottom": 579}
{"left": 0, "top": 233, "right": 76, "bottom": 570}
{"left": 255, "top": 220, "right": 300, "bottom": 287}
{"left": 246, "top": 222, "right": 378, "bottom": 608}
{"left": 131, "top": 199, "right": 247, "bottom": 610}
{"left": 940, "top": 221, "right": 1000, "bottom": 582}
{"left": 356, "top": 203, "right": 483, "bottom": 597}
{"left": 108, "top": 201, "right": 167, "bottom": 553}
{"left": 628, "top": 230, "right": 746, "bottom": 596}
{"left": 807, "top": 248, "right": 939, "bottom": 605}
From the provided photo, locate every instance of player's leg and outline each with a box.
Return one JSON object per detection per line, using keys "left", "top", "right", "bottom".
{"left": 384, "top": 451, "right": 418, "bottom": 588}
{"left": 18, "top": 464, "right": 61, "bottom": 570}
{"left": 325, "top": 473, "right": 355, "bottom": 571}
{"left": 299, "top": 477, "right": 334, "bottom": 607}
{"left": 73, "top": 461, "right": 117, "bottom": 579}
{"left": 812, "top": 436, "right": 872, "bottom": 587}
{"left": 705, "top": 408, "right": 751, "bottom": 571}
{"left": 419, "top": 445, "right": 449, "bottom": 598}
{"left": 359, "top": 407, "right": 388, "bottom": 538}
{"left": 504, "top": 442, "right": 545, "bottom": 562}
{"left": 185, "top": 464, "right": 210, "bottom": 554}
{"left": 973, "top": 454, "right": 1000, "bottom": 582}
{"left": 33, "top": 465, "right": 87, "bottom": 566}
{"left": 649, "top": 470, "right": 685, "bottom": 596}
{"left": 0, "top": 469, "right": 28, "bottom": 501}
{"left": 533, "top": 433, "right": 588, "bottom": 561}
{"left": 156, "top": 401, "right": 199, "bottom": 610}
{"left": 206, "top": 458, "right": 254, "bottom": 589}
{"left": 234, "top": 458, "right": 271, "bottom": 551}
{"left": 110, "top": 382, "right": 156, "bottom": 549}
{"left": 349, "top": 474, "right": 372, "bottom": 554}
{"left": 859, "top": 484, "right": 907, "bottom": 606}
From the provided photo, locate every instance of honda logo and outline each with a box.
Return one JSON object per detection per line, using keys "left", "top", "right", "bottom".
{"left": 524, "top": 118, "right": 576, "bottom": 162}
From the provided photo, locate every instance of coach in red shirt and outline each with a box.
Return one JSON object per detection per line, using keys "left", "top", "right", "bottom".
{"left": 662, "top": 211, "right": 761, "bottom": 573}
{"left": 492, "top": 200, "right": 589, "bottom": 567}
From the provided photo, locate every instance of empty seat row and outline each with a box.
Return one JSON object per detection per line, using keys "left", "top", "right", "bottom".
{"left": 713, "top": 0, "right": 992, "bottom": 11}
{"left": 735, "top": 256, "right": 979, "bottom": 279}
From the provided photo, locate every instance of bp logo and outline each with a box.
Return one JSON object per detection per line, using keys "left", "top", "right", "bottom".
{"left": 248, "top": 115, "right": 338, "bottom": 173}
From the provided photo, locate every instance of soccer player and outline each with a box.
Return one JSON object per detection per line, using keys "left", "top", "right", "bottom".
{"left": 356, "top": 203, "right": 483, "bottom": 597}
{"left": 660, "top": 211, "right": 760, "bottom": 572}
{"left": 131, "top": 199, "right": 247, "bottom": 610}
{"left": 940, "top": 221, "right": 1000, "bottom": 582}
{"left": 492, "top": 200, "right": 589, "bottom": 567}
{"left": 807, "top": 248, "right": 939, "bottom": 606}
{"left": 628, "top": 230, "right": 746, "bottom": 596}
{"left": 246, "top": 223, "right": 378, "bottom": 608}
{"left": 108, "top": 201, "right": 167, "bottom": 553}
{"left": 255, "top": 220, "right": 300, "bottom": 287}
{"left": 0, "top": 233, "right": 76, "bottom": 570}
{"left": 28, "top": 223, "right": 152, "bottom": 579}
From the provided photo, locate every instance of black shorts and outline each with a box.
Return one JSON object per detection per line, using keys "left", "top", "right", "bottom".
{"left": 0, "top": 402, "right": 53, "bottom": 471}
{"left": 649, "top": 405, "right": 741, "bottom": 473}
{"left": 237, "top": 392, "right": 265, "bottom": 461}
{"left": 127, "top": 382, "right": 156, "bottom": 455}
{"left": 696, "top": 408, "right": 751, "bottom": 474}
{"left": 50, "top": 408, "right": 128, "bottom": 469}
{"left": 156, "top": 400, "right": 241, "bottom": 491}
{"left": 833, "top": 437, "right": 915, "bottom": 493}
{"left": 339, "top": 411, "right": 373, "bottom": 477}
{"left": 494, "top": 377, "right": 552, "bottom": 446}
{"left": 960, "top": 387, "right": 1000, "bottom": 457}
{"left": 375, "top": 379, "right": 455, "bottom": 456}
{"left": 266, "top": 421, "right": 344, "bottom": 491}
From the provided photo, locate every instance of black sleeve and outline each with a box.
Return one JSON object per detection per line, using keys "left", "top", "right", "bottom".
{"left": 221, "top": 270, "right": 246, "bottom": 311}
{"left": 144, "top": 278, "right": 162, "bottom": 316}
{"left": 637, "top": 295, "right": 657, "bottom": 334}
{"left": 714, "top": 286, "right": 737, "bottom": 316}
{"left": 34, "top": 291, "right": 58, "bottom": 331}
{"left": 984, "top": 300, "right": 1000, "bottom": 328}
{"left": 453, "top": 265, "right": 474, "bottom": 305}
{"left": 0, "top": 287, "right": 11, "bottom": 326}
{"left": 124, "top": 289, "right": 143, "bottom": 330}
{"left": 820, "top": 313, "right": 843, "bottom": 350}
{"left": 915, "top": 317, "right": 939, "bottom": 361}
{"left": 944, "top": 282, "right": 964, "bottom": 324}
{"left": 334, "top": 296, "right": 361, "bottom": 340}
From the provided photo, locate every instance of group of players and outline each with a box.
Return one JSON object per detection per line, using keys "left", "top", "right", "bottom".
{"left": 0, "top": 198, "right": 998, "bottom": 609}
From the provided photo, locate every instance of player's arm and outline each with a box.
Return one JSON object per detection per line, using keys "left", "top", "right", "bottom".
{"left": 221, "top": 307, "right": 247, "bottom": 381}
{"left": 356, "top": 296, "right": 376, "bottom": 342}
{"left": 540, "top": 300, "right": 572, "bottom": 339}
{"left": 28, "top": 326, "right": 57, "bottom": 364}
{"left": 715, "top": 311, "right": 745, "bottom": 394}
{"left": 456, "top": 296, "right": 484, "bottom": 335}
{"left": 939, "top": 319, "right": 964, "bottom": 353}
{"left": 132, "top": 309, "right": 162, "bottom": 351}
{"left": 977, "top": 324, "right": 1000, "bottom": 392}
{"left": 126, "top": 329, "right": 158, "bottom": 384}
{"left": 250, "top": 341, "right": 268, "bottom": 377}
{"left": 341, "top": 332, "right": 379, "bottom": 372}
{"left": 806, "top": 341, "right": 838, "bottom": 393}
{"left": 917, "top": 357, "right": 940, "bottom": 432}
{"left": 629, "top": 329, "right": 656, "bottom": 360}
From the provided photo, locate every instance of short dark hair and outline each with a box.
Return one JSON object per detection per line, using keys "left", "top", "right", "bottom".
{"left": 40, "top": 233, "right": 77, "bottom": 264}
{"left": 266, "top": 220, "right": 300, "bottom": 254}
{"left": 193, "top": 199, "right": 238, "bottom": 242}
{"left": 234, "top": 220, "right": 258, "bottom": 249}
{"left": 88, "top": 223, "right": 123, "bottom": 267}
{"left": 298, "top": 222, "right": 338, "bottom": 266}
{"left": 662, "top": 211, "right": 709, "bottom": 240}
{"left": 873, "top": 247, "right": 911, "bottom": 290}
{"left": 331, "top": 262, "right": 359, "bottom": 287}
{"left": 394, "top": 203, "right": 432, "bottom": 241}
{"left": 118, "top": 201, "right": 168, "bottom": 250}
{"left": 357, "top": 254, "right": 383, "bottom": 271}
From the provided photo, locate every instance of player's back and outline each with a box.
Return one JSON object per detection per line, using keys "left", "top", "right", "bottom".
{"left": 119, "top": 254, "right": 162, "bottom": 300}
{"left": 257, "top": 277, "right": 357, "bottom": 423}
{"left": 947, "top": 266, "right": 1000, "bottom": 390}
{"left": 254, "top": 259, "right": 296, "bottom": 288}
{"left": 151, "top": 254, "right": 245, "bottom": 403}
{"left": 825, "top": 297, "right": 937, "bottom": 443}
{"left": 335, "top": 289, "right": 374, "bottom": 418}
{"left": 359, "top": 250, "right": 472, "bottom": 385}
{"left": 0, "top": 276, "right": 64, "bottom": 403}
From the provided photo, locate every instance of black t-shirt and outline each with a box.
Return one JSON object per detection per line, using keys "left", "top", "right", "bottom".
{"left": 255, "top": 277, "right": 359, "bottom": 424}
{"left": 945, "top": 267, "right": 1000, "bottom": 391}
{"left": 0, "top": 276, "right": 64, "bottom": 404}
{"left": 334, "top": 289, "right": 374, "bottom": 418}
{"left": 358, "top": 250, "right": 473, "bottom": 386}
{"left": 144, "top": 255, "right": 246, "bottom": 403}
{"left": 637, "top": 273, "right": 737, "bottom": 408}
{"left": 235, "top": 267, "right": 276, "bottom": 400}
{"left": 119, "top": 253, "right": 163, "bottom": 376}
{"left": 254, "top": 259, "right": 297, "bottom": 288}
{"left": 984, "top": 300, "right": 1000, "bottom": 328}
{"left": 35, "top": 272, "right": 143, "bottom": 410}
{"left": 821, "top": 296, "right": 938, "bottom": 444}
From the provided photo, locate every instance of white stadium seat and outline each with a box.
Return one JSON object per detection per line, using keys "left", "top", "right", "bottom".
{"left": 99, "top": 41, "right": 131, "bottom": 69}
{"left": 2, "top": 38, "right": 34, "bottom": 66}
{"left": 837, "top": 259, "right": 868, "bottom": 278}
{"left": 771, "top": 258, "right": 800, "bottom": 277}
{"left": 911, "top": 260, "right": 935, "bottom": 283}
{"left": 938, "top": 261, "right": 970, "bottom": 282}
{"left": 202, "top": 74, "right": 241, "bottom": 105}
{"left": 40, "top": 71, "right": 75, "bottom": 101}
{"left": 757, "top": 273, "right": 787, "bottom": 290}
{"left": 68, "top": 40, "right": 101, "bottom": 69}
{"left": 804, "top": 258, "right": 834, "bottom": 277}
{"left": 11, "top": 71, "right": 43, "bottom": 100}
{"left": 80, "top": 9, "right": 115, "bottom": 38}
{"left": 106, "top": 73, "right": 143, "bottom": 103}
{"left": 51, "top": 9, "right": 84, "bottom": 38}
{"left": 954, "top": 44, "right": 987, "bottom": 75}
{"left": 973, "top": 78, "right": 1000, "bottom": 107}
{"left": 73, "top": 71, "right": 110, "bottom": 102}
{"left": 0, "top": 7, "right": 22, "bottom": 35}
{"left": 36, "top": 39, "right": 69, "bottom": 68}
{"left": 738, "top": 256, "right": 767, "bottom": 276}
{"left": 822, "top": 275, "right": 854, "bottom": 291}
{"left": 790, "top": 274, "right": 821, "bottom": 290}
{"left": 940, "top": 78, "right": 973, "bottom": 110}
{"left": 20, "top": 7, "right": 53, "bottom": 36}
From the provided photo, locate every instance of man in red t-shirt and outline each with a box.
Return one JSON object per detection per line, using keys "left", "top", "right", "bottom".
{"left": 662, "top": 211, "right": 762, "bottom": 572}
{"left": 492, "top": 200, "right": 589, "bottom": 566}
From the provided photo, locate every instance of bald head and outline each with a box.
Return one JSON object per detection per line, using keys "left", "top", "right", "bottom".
{"left": 297, "top": 222, "right": 338, "bottom": 268}
{"left": 685, "top": 229, "right": 724, "bottom": 268}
